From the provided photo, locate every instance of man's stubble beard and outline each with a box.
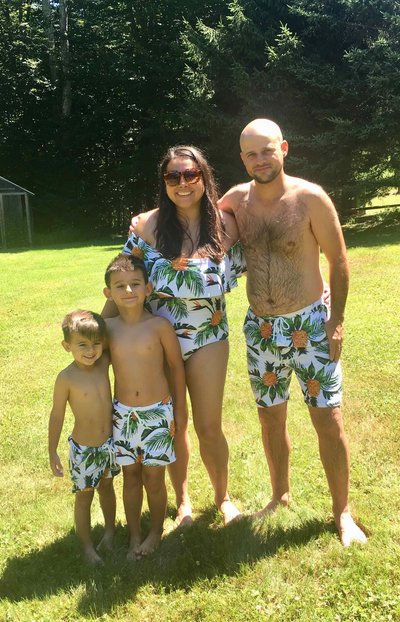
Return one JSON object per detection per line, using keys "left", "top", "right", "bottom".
{"left": 252, "top": 163, "right": 283, "bottom": 185}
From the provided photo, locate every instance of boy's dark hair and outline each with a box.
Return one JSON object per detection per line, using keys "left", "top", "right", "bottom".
{"left": 62, "top": 310, "right": 107, "bottom": 342}
{"left": 105, "top": 253, "right": 148, "bottom": 288}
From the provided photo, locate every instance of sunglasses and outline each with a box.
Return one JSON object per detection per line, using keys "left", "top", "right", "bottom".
{"left": 163, "top": 169, "right": 202, "bottom": 186}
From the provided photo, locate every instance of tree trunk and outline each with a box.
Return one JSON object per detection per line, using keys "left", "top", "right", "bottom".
{"left": 59, "top": 0, "right": 71, "bottom": 117}
{"left": 42, "top": 0, "right": 57, "bottom": 82}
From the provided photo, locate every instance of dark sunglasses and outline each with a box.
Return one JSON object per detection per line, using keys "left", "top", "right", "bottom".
{"left": 163, "top": 169, "right": 202, "bottom": 186}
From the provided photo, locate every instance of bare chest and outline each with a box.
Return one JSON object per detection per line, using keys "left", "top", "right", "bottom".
{"left": 69, "top": 371, "right": 110, "bottom": 405}
{"left": 109, "top": 326, "right": 161, "bottom": 364}
{"left": 236, "top": 197, "right": 310, "bottom": 254}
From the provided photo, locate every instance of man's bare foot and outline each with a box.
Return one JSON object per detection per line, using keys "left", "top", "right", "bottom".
{"left": 336, "top": 512, "right": 367, "bottom": 547}
{"left": 220, "top": 500, "right": 241, "bottom": 525}
{"left": 126, "top": 536, "right": 142, "bottom": 561}
{"left": 252, "top": 493, "right": 291, "bottom": 520}
{"left": 84, "top": 547, "right": 104, "bottom": 566}
{"left": 136, "top": 531, "right": 162, "bottom": 557}
{"left": 96, "top": 530, "right": 114, "bottom": 553}
{"left": 174, "top": 503, "right": 193, "bottom": 528}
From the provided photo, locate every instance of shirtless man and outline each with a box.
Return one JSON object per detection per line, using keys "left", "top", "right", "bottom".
{"left": 219, "top": 119, "right": 367, "bottom": 547}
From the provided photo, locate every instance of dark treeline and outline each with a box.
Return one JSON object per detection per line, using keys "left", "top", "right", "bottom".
{"left": 1, "top": 0, "right": 399, "bottom": 238}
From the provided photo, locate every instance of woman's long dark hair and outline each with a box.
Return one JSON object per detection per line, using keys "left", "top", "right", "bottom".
{"left": 155, "top": 145, "right": 225, "bottom": 262}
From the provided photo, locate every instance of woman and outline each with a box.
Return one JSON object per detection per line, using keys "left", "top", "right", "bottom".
{"left": 106, "top": 146, "right": 245, "bottom": 525}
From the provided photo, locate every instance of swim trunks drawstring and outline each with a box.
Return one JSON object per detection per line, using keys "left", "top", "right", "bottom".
{"left": 271, "top": 316, "right": 291, "bottom": 344}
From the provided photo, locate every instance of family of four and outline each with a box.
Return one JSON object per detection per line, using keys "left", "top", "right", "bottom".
{"left": 48, "top": 119, "right": 367, "bottom": 565}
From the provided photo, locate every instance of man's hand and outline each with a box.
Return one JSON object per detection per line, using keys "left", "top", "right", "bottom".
{"left": 324, "top": 318, "right": 344, "bottom": 362}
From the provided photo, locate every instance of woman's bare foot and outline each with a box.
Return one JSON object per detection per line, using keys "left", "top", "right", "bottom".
{"left": 252, "top": 493, "right": 291, "bottom": 520}
{"left": 96, "top": 529, "right": 114, "bottom": 553}
{"left": 126, "top": 536, "right": 142, "bottom": 561}
{"left": 83, "top": 547, "right": 104, "bottom": 566}
{"left": 336, "top": 511, "right": 367, "bottom": 547}
{"left": 174, "top": 503, "right": 193, "bottom": 528}
{"left": 220, "top": 500, "right": 241, "bottom": 525}
{"left": 136, "top": 531, "right": 162, "bottom": 557}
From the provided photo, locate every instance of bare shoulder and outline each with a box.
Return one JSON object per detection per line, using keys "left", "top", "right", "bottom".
{"left": 147, "top": 314, "right": 171, "bottom": 331}
{"left": 286, "top": 176, "right": 333, "bottom": 208}
{"left": 218, "top": 182, "right": 251, "bottom": 213}
{"left": 219, "top": 209, "right": 239, "bottom": 247}
{"left": 132, "top": 208, "right": 159, "bottom": 244}
{"left": 55, "top": 364, "right": 73, "bottom": 392}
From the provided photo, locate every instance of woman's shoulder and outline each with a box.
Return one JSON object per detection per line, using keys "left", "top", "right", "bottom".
{"left": 132, "top": 208, "right": 159, "bottom": 246}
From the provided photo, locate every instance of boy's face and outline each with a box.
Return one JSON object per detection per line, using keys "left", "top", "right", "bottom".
{"left": 62, "top": 333, "right": 103, "bottom": 368}
{"left": 104, "top": 269, "right": 152, "bottom": 309}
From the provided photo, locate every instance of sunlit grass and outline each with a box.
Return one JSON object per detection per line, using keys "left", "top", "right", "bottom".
{"left": 0, "top": 224, "right": 399, "bottom": 621}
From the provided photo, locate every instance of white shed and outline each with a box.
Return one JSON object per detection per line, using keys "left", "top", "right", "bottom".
{"left": 0, "top": 176, "right": 34, "bottom": 248}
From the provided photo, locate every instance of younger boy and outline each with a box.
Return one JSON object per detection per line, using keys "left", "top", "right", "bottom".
{"left": 48, "top": 310, "right": 120, "bottom": 565}
{"left": 103, "top": 254, "right": 186, "bottom": 560}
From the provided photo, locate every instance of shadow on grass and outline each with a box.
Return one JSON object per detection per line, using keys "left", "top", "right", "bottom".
{"left": 344, "top": 220, "right": 400, "bottom": 249}
{"left": 0, "top": 508, "right": 334, "bottom": 616}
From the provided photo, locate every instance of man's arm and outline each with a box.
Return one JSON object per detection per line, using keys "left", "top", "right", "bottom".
{"left": 217, "top": 186, "right": 240, "bottom": 215}
{"left": 309, "top": 188, "right": 349, "bottom": 362}
{"left": 48, "top": 372, "right": 69, "bottom": 477}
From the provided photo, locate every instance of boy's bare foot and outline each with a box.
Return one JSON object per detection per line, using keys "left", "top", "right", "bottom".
{"left": 336, "top": 511, "right": 367, "bottom": 547}
{"left": 220, "top": 500, "right": 241, "bottom": 525}
{"left": 126, "top": 536, "right": 142, "bottom": 561}
{"left": 174, "top": 503, "right": 193, "bottom": 528}
{"left": 136, "top": 531, "right": 162, "bottom": 557}
{"left": 84, "top": 547, "right": 104, "bottom": 566}
{"left": 252, "top": 493, "right": 291, "bottom": 520}
{"left": 96, "top": 530, "right": 114, "bottom": 553}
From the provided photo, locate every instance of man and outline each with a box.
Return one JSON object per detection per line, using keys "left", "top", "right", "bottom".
{"left": 218, "top": 119, "right": 366, "bottom": 546}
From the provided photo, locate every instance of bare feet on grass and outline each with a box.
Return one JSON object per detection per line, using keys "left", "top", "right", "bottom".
{"left": 136, "top": 531, "right": 162, "bottom": 558}
{"left": 252, "top": 493, "right": 291, "bottom": 520}
{"left": 336, "top": 511, "right": 367, "bottom": 547}
{"left": 84, "top": 547, "right": 104, "bottom": 566}
{"left": 174, "top": 503, "right": 193, "bottom": 528}
{"left": 220, "top": 500, "right": 241, "bottom": 525}
{"left": 126, "top": 536, "right": 142, "bottom": 561}
{"left": 96, "top": 529, "right": 114, "bottom": 553}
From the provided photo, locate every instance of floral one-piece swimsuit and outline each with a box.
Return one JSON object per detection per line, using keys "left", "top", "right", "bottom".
{"left": 123, "top": 232, "right": 246, "bottom": 360}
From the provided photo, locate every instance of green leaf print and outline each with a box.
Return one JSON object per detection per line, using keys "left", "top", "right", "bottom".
{"left": 143, "top": 427, "right": 174, "bottom": 454}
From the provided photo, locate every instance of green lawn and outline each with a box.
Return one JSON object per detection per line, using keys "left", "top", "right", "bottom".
{"left": 0, "top": 218, "right": 399, "bottom": 622}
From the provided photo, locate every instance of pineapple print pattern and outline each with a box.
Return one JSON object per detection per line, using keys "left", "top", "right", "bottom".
{"left": 244, "top": 300, "right": 342, "bottom": 408}
{"left": 113, "top": 397, "right": 176, "bottom": 466}
{"left": 68, "top": 436, "right": 120, "bottom": 493}
{"left": 123, "top": 233, "right": 246, "bottom": 360}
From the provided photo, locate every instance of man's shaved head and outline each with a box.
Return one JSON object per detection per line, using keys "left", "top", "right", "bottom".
{"left": 240, "top": 119, "right": 283, "bottom": 150}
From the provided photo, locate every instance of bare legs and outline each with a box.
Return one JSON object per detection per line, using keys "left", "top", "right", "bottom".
{"left": 123, "top": 462, "right": 167, "bottom": 560}
{"left": 253, "top": 402, "right": 291, "bottom": 518}
{"left": 185, "top": 340, "right": 240, "bottom": 524}
{"left": 167, "top": 410, "right": 193, "bottom": 526}
{"left": 255, "top": 402, "right": 366, "bottom": 546}
{"left": 74, "top": 476, "right": 116, "bottom": 565}
{"left": 309, "top": 406, "right": 366, "bottom": 546}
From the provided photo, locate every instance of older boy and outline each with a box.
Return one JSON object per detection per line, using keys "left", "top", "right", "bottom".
{"left": 48, "top": 310, "right": 120, "bottom": 565}
{"left": 104, "top": 254, "right": 186, "bottom": 559}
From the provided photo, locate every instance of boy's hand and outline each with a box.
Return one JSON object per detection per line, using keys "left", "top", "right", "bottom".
{"left": 50, "top": 453, "right": 64, "bottom": 477}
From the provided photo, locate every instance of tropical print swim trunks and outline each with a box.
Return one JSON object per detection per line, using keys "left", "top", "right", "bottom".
{"left": 244, "top": 299, "right": 343, "bottom": 408}
{"left": 113, "top": 397, "right": 176, "bottom": 466}
{"left": 68, "top": 435, "right": 120, "bottom": 493}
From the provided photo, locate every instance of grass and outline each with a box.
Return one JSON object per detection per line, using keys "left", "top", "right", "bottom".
{"left": 0, "top": 219, "right": 400, "bottom": 621}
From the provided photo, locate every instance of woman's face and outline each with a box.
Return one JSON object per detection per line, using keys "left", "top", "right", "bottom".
{"left": 164, "top": 157, "right": 205, "bottom": 212}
